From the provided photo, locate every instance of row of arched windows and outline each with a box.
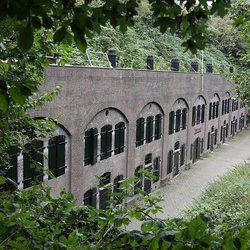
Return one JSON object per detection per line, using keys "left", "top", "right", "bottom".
{"left": 84, "top": 122, "right": 125, "bottom": 166}
{"left": 169, "top": 109, "right": 187, "bottom": 135}
{"left": 1, "top": 135, "right": 67, "bottom": 191}
{"left": 136, "top": 114, "right": 162, "bottom": 147}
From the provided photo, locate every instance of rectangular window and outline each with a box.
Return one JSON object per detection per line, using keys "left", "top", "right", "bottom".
{"left": 207, "top": 132, "right": 210, "bottom": 150}
{"left": 83, "top": 188, "right": 97, "bottom": 207}
{"left": 180, "top": 144, "right": 185, "bottom": 166}
{"left": 209, "top": 103, "right": 212, "bottom": 120}
{"left": 197, "top": 105, "right": 201, "bottom": 124}
{"left": 222, "top": 100, "right": 224, "bottom": 115}
{"left": 153, "top": 157, "right": 160, "bottom": 183}
{"left": 167, "top": 151, "right": 173, "bottom": 174}
{"left": 216, "top": 101, "right": 219, "bottom": 118}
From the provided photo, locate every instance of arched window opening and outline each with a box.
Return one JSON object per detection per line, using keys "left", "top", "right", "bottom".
{"left": 154, "top": 114, "right": 162, "bottom": 140}
{"left": 48, "top": 135, "right": 67, "bottom": 178}
{"left": 99, "top": 172, "right": 111, "bottom": 209}
{"left": 83, "top": 188, "right": 97, "bottom": 207}
{"left": 169, "top": 111, "right": 175, "bottom": 135}
{"left": 23, "top": 140, "right": 44, "bottom": 189}
{"left": 114, "top": 122, "right": 125, "bottom": 155}
{"left": 136, "top": 118, "right": 145, "bottom": 147}
{"left": 100, "top": 125, "right": 112, "bottom": 160}
{"left": 84, "top": 128, "right": 98, "bottom": 166}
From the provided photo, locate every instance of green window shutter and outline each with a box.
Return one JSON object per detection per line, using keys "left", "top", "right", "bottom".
{"left": 33, "top": 140, "right": 44, "bottom": 183}
{"left": 208, "top": 103, "right": 212, "bottom": 120}
{"left": 57, "top": 135, "right": 66, "bottom": 177}
{"left": 197, "top": 105, "right": 201, "bottom": 124}
{"left": 84, "top": 129, "right": 91, "bottom": 166}
{"left": 146, "top": 116, "right": 153, "bottom": 143}
{"left": 182, "top": 109, "right": 187, "bottom": 130}
{"left": 216, "top": 101, "right": 219, "bottom": 117}
{"left": 169, "top": 111, "right": 174, "bottom": 135}
{"left": 154, "top": 114, "right": 162, "bottom": 140}
{"left": 115, "top": 122, "right": 125, "bottom": 155}
{"left": 101, "top": 125, "right": 112, "bottom": 160}
{"left": 176, "top": 109, "right": 181, "bottom": 132}
{"left": 48, "top": 137, "right": 57, "bottom": 178}
{"left": 167, "top": 151, "right": 173, "bottom": 174}
{"left": 192, "top": 107, "right": 196, "bottom": 126}
{"left": 23, "top": 143, "right": 34, "bottom": 188}
{"left": 201, "top": 104, "right": 205, "bottom": 123}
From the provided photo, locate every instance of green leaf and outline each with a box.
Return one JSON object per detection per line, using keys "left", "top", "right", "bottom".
{"left": 53, "top": 27, "right": 67, "bottom": 43}
{"left": 18, "top": 26, "right": 34, "bottom": 52}
{"left": 0, "top": 92, "right": 9, "bottom": 111}
{"left": 42, "top": 15, "right": 53, "bottom": 29}
{"left": 9, "top": 86, "right": 26, "bottom": 104}
{"left": 74, "top": 34, "right": 87, "bottom": 52}
{"left": 0, "top": 176, "right": 6, "bottom": 185}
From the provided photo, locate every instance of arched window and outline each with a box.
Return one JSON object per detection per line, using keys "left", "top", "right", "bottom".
{"left": 201, "top": 104, "right": 205, "bottom": 123}
{"left": 167, "top": 150, "right": 173, "bottom": 174}
{"left": 136, "top": 118, "right": 145, "bottom": 147}
{"left": 197, "top": 105, "right": 201, "bottom": 124}
{"left": 192, "top": 106, "right": 196, "bottom": 126}
{"left": 99, "top": 172, "right": 111, "bottom": 209}
{"left": 83, "top": 188, "right": 97, "bottom": 207}
{"left": 114, "top": 122, "right": 125, "bottom": 155}
{"left": 175, "top": 109, "right": 181, "bottom": 132}
{"left": 48, "top": 135, "right": 67, "bottom": 178}
{"left": 153, "top": 157, "right": 160, "bottom": 183}
{"left": 169, "top": 111, "right": 175, "bottom": 135}
{"left": 182, "top": 108, "right": 187, "bottom": 130}
{"left": 146, "top": 116, "right": 154, "bottom": 143}
{"left": 154, "top": 114, "right": 162, "bottom": 140}
{"left": 23, "top": 140, "right": 44, "bottom": 188}
{"left": 100, "top": 125, "right": 112, "bottom": 160}
{"left": 84, "top": 128, "right": 98, "bottom": 166}
{"left": 134, "top": 166, "right": 143, "bottom": 194}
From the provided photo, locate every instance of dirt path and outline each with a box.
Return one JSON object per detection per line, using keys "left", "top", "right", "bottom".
{"left": 128, "top": 127, "right": 250, "bottom": 229}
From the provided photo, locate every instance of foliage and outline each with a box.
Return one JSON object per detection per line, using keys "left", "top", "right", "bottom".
{"left": 0, "top": 180, "right": 250, "bottom": 249}
{"left": 186, "top": 164, "right": 250, "bottom": 233}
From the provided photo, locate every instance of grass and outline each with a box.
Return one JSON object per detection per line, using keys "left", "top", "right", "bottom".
{"left": 185, "top": 164, "right": 250, "bottom": 232}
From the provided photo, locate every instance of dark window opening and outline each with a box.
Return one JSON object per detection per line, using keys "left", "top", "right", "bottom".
{"left": 134, "top": 166, "right": 143, "bottom": 194}
{"left": 83, "top": 188, "right": 97, "bottom": 207}
{"left": 180, "top": 144, "right": 185, "bottom": 166}
{"left": 114, "top": 122, "right": 125, "bottom": 155}
{"left": 153, "top": 157, "right": 160, "bottom": 183}
{"left": 192, "top": 106, "right": 196, "bottom": 126}
{"left": 182, "top": 108, "right": 187, "bottom": 130}
{"left": 136, "top": 118, "right": 145, "bottom": 147}
{"left": 201, "top": 104, "right": 205, "bottom": 123}
{"left": 176, "top": 109, "right": 181, "bottom": 132}
{"left": 154, "top": 114, "right": 162, "bottom": 140}
{"left": 197, "top": 105, "right": 201, "bottom": 124}
{"left": 169, "top": 111, "right": 175, "bottom": 134}
{"left": 167, "top": 151, "right": 173, "bottom": 174}
{"left": 84, "top": 128, "right": 98, "bottom": 166}
{"left": 146, "top": 116, "right": 154, "bottom": 143}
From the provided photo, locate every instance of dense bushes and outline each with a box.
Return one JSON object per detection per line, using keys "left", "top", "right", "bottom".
{"left": 1, "top": 165, "right": 250, "bottom": 249}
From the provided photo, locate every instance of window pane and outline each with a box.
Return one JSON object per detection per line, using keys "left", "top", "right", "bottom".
{"left": 182, "top": 108, "right": 187, "bottom": 130}
{"left": 154, "top": 114, "right": 162, "bottom": 140}
{"left": 146, "top": 116, "right": 153, "bottom": 143}
{"left": 136, "top": 118, "right": 144, "bottom": 147}
{"left": 101, "top": 125, "right": 112, "bottom": 160}
{"left": 115, "top": 122, "right": 125, "bottom": 155}
{"left": 169, "top": 111, "right": 175, "bottom": 135}
{"left": 201, "top": 104, "right": 205, "bottom": 123}
{"left": 176, "top": 109, "right": 181, "bottom": 132}
{"left": 192, "top": 106, "right": 196, "bottom": 126}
